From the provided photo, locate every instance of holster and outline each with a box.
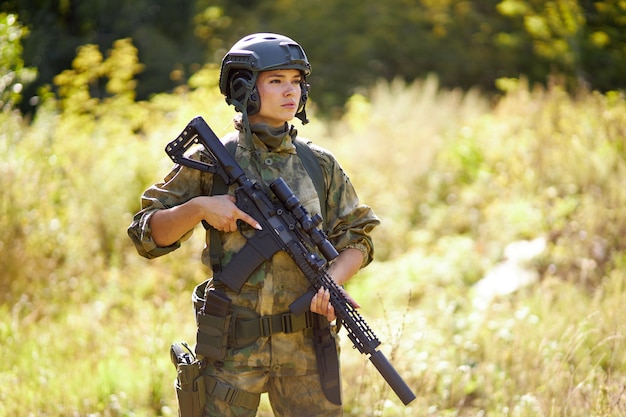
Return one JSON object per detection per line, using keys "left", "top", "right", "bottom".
{"left": 170, "top": 342, "right": 206, "bottom": 417}
{"left": 313, "top": 314, "right": 342, "bottom": 405}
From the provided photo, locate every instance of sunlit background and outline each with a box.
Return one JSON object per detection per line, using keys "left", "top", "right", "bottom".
{"left": 2, "top": 2, "right": 626, "bottom": 416}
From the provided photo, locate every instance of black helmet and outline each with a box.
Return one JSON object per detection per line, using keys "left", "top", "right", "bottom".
{"left": 219, "top": 33, "right": 311, "bottom": 124}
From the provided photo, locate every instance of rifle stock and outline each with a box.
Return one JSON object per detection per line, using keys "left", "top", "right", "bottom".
{"left": 165, "top": 116, "right": 416, "bottom": 406}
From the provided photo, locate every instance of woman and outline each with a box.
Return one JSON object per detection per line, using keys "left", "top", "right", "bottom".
{"left": 128, "top": 33, "right": 379, "bottom": 417}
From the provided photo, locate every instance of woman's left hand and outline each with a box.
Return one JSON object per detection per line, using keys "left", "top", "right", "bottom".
{"left": 310, "top": 286, "right": 360, "bottom": 322}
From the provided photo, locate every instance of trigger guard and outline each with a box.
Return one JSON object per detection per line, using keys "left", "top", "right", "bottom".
{"left": 238, "top": 220, "right": 256, "bottom": 239}
{"left": 234, "top": 191, "right": 258, "bottom": 239}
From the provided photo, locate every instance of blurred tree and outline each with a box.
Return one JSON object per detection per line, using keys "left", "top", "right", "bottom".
{"left": 497, "top": 0, "right": 587, "bottom": 89}
{"left": 0, "top": 13, "right": 36, "bottom": 110}
{"left": 54, "top": 38, "right": 143, "bottom": 114}
{"left": 217, "top": 0, "right": 519, "bottom": 112}
{"left": 496, "top": 0, "right": 626, "bottom": 91}
{"left": 578, "top": 0, "right": 626, "bottom": 91}
{"left": 1, "top": 0, "right": 202, "bottom": 113}
{"left": 2, "top": 0, "right": 626, "bottom": 117}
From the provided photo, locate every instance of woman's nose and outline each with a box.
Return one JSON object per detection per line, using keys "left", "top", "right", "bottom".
{"left": 285, "top": 83, "right": 297, "bottom": 96}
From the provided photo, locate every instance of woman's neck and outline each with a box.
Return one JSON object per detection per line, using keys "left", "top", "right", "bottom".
{"left": 250, "top": 122, "right": 289, "bottom": 150}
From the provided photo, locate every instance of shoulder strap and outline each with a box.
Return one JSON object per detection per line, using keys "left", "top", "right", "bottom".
{"left": 206, "top": 137, "right": 238, "bottom": 273}
{"left": 216, "top": 137, "right": 327, "bottom": 218}
{"left": 208, "top": 136, "right": 327, "bottom": 272}
{"left": 293, "top": 138, "right": 327, "bottom": 223}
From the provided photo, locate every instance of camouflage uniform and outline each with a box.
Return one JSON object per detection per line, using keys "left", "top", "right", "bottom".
{"left": 128, "top": 122, "right": 380, "bottom": 416}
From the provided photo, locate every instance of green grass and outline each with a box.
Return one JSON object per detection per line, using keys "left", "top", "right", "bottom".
{"left": 2, "top": 46, "right": 626, "bottom": 416}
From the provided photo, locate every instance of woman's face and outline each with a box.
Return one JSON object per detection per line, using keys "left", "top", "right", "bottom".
{"left": 249, "top": 69, "right": 303, "bottom": 128}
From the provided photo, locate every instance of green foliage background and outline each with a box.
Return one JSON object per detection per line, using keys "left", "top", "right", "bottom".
{"left": 2, "top": 2, "right": 626, "bottom": 416}
{"left": 2, "top": 0, "right": 626, "bottom": 114}
{"left": 1, "top": 34, "right": 626, "bottom": 416}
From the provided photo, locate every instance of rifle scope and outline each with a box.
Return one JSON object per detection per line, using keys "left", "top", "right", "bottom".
{"left": 270, "top": 178, "right": 338, "bottom": 262}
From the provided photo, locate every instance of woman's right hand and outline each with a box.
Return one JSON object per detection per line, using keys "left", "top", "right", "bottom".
{"left": 150, "top": 194, "right": 261, "bottom": 247}
{"left": 195, "top": 195, "right": 262, "bottom": 233}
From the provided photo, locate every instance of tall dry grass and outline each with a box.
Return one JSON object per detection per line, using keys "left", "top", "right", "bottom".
{"left": 2, "top": 40, "right": 626, "bottom": 416}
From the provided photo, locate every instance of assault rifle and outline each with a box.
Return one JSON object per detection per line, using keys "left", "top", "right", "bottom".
{"left": 165, "top": 116, "right": 416, "bottom": 406}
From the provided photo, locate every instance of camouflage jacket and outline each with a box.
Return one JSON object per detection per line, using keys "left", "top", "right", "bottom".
{"left": 128, "top": 124, "right": 380, "bottom": 375}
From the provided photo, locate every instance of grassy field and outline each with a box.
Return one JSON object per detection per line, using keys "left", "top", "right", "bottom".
{"left": 2, "top": 43, "right": 626, "bottom": 416}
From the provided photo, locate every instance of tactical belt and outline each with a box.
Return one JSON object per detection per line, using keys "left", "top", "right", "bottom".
{"left": 199, "top": 310, "right": 315, "bottom": 411}
{"left": 234, "top": 310, "right": 314, "bottom": 340}
{"left": 196, "top": 309, "right": 315, "bottom": 356}
{"left": 204, "top": 375, "right": 261, "bottom": 410}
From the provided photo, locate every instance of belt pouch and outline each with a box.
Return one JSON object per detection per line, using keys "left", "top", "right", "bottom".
{"left": 195, "top": 287, "right": 232, "bottom": 360}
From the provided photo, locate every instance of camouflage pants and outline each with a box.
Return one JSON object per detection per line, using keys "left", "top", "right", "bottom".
{"left": 202, "top": 364, "right": 343, "bottom": 417}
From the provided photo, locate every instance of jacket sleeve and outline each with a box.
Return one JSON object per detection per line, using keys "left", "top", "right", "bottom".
{"left": 127, "top": 154, "right": 211, "bottom": 259}
{"left": 312, "top": 145, "right": 380, "bottom": 268}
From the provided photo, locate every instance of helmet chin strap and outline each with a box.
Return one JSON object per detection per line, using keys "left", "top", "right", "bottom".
{"left": 295, "top": 107, "right": 309, "bottom": 125}
{"left": 295, "top": 80, "right": 310, "bottom": 125}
